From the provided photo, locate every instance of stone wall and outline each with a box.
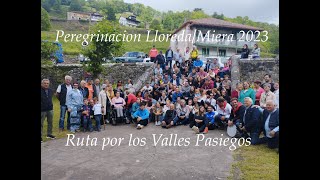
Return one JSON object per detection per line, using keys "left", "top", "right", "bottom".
{"left": 231, "top": 57, "right": 279, "bottom": 90}
{"left": 41, "top": 63, "right": 153, "bottom": 91}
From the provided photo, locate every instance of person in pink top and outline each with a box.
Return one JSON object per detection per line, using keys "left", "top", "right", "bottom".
{"left": 197, "top": 67, "right": 207, "bottom": 80}
{"left": 253, "top": 80, "right": 265, "bottom": 105}
{"left": 213, "top": 66, "right": 220, "bottom": 76}
{"left": 149, "top": 45, "right": 158, "bottom": 63}
{"left": 111, "top": 92, "right": 126, "bottom": 118}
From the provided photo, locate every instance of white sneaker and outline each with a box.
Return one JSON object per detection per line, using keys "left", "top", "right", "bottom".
{"left": 140, "top": 125, "right": 144, "bottom": 129}
{"left": 155, "top": 121, "right": 160, "bottom": 126}
{"left": 137, "top": 124, "right": 141, "bottom": 129}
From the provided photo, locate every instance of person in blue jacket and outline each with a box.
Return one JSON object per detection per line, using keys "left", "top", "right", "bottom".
{"left": 238, "top": 97, "right": 262, "bottom": 145}
{"left": 193, "top": 57, "right": 203, "bottom": 68}
{"left": 205, "top": 105, "right": 216, "bottom": 132}
{"left": 132, "top": 102, "right": 150, "bottom": 129}
{"left": 172, "top": 87, "right": 183, "bottom": 103}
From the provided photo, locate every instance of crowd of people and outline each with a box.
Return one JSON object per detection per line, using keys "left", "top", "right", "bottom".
{"left": 41, "top": 45, "right": 278, "bottom": 149}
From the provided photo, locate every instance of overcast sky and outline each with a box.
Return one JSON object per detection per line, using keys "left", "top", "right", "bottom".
{"left": 124, "top": 0, "right": 279, "bottom": 25}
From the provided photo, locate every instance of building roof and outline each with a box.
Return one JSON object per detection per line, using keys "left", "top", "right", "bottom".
{"left": 68, "top": 11, "right": 103, "bottom": 17}
{"left": 172, "top": 18, "right": 263, "bottom": 35}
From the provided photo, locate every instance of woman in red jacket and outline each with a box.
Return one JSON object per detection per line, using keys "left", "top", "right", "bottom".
{"left": 231, "top": 82, "right": 243, "bottom": 99}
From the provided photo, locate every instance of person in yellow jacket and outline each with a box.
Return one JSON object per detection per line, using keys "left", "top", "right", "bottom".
{"left": 190, "top": 46, "right": 199, "bottom": 61}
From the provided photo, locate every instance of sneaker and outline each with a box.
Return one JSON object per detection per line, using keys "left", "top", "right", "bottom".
{"left": 137, "top": 124, "right": 141, "bottom": 129}
{"left": 203, "top": 127, "right": 209, "bottom": 134}
{"left": 140, "top": 125, "right": 144, "bottom": 129}
{"left": 166, "top": 124, "right": 172, "bottom": 129}
{"left": 46, "top": 135, "right": 56, "bottom": 139}
{"left": 156, "top": 121, "right": 160, "bottom": 126}
{"left": 106, "top": 120, "right": 110, "bottom": 124}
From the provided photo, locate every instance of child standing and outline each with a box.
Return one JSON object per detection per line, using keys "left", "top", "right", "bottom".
{"left": 92, "top": 97, "right": 104, "bottom": 132}
{"left": 153, "top": 102, "right": 163, "bottom": 126}
{"left": 82, "top": 99, "right": 93, "bottom": 132}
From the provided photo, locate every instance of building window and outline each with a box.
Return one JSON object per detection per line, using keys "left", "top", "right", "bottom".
{"left": 202, "top": 48, "right": 209, "bottom": 56}
{"left": 219, "top": 49, "right": 226, "bottom": 57}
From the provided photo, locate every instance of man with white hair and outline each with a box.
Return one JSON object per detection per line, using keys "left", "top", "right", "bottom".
{"left": 239, "top": 97, "right": 262, "bottom": 145}
{"left": 56, "top": 75, "right": 73, "bottom": 131}
{"left": 174, "top": 99, "right": 190, "bottom": 125}
{"left": 93, "top": 78, "right": 101, "bottom": 98}
{"left": 255, "top": 100, "right": 279, "bottom": 149}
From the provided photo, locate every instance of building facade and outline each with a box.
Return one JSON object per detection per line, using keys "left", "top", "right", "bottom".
{"left": 67, "top": 12, "right": 103, "bottom": 22}
{"left": 170, "top": 18, "right": 263, "bottom": 60}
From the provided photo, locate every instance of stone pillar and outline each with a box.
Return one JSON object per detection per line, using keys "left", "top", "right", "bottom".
{"left": 230, "top": 55, "right": 240, "bottom": 91}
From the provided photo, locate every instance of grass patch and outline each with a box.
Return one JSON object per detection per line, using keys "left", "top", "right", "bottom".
{"left": 42, "top": 97, "right": 70, "bottom": 142}
{"left": 229, "top": 145, "right": 279, "bottom": 180}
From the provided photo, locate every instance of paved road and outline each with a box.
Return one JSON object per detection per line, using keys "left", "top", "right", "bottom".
{"left": 41, "top": 124, "right": 234, "bottom": 180}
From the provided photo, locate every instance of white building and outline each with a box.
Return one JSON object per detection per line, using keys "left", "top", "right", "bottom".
{"left": 170, "top": 18, "right": 263, "bottom": 60}
{"left": 67, "top": 11, "right": 103, "bottom": 22}
{"left": 119, "top": 15, "right": 140, "bottom": 27}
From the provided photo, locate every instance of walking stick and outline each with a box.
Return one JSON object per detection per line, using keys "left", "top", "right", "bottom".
{"left": 100, "top": 93, "right": 106, "bottom": 130}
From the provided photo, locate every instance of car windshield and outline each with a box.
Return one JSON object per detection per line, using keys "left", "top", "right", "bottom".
{"left": 123, "top": 52, "right": 139, "bottom": 57}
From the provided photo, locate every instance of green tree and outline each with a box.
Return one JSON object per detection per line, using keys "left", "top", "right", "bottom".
{"left": 52, "top": 0, "right": 61, "bottom": 11}
{"left": 83, "top": 20, "right": 123, "bottom": 77}
{"left": 150, "top": 19, "right": 161, "bottom": 31}
{"left": 42, "top": 1, "right": 51, "bottom": 12}
{"left": 41, "top": 7, "right": 51, "bottom": 31}
{"left": 163, "top": 16, "right": 174, "bottom": 31}
{"left": 41, "top": 41, "right": 58, "bottom": 61}
{"left": 69, "top": 0, "right": 82, "bottom": 11}
{"left": 106, "top": 6, "right": 116, "bottom": 21}
{"left": 191, "top": 9, "right": 209, "bottom": 19}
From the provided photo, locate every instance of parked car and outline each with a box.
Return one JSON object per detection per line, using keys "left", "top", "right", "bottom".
{"left": 113, "top": 52, "right": 147, "bottom": 63}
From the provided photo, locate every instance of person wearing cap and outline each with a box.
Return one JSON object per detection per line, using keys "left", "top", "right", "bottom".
{"left": 259, "top": 83, "right": 276, "bottom": 109}
{"left": 253, "top": 80, "right": 264, "bottom": 105}
{"left": 132, "top": 102, "right": 150, "bottom": 129}
{"left": 66, "top": 82, "right": 84, "bottom": 133}
{"left": 98, "top": 84, "right": 108, "bottom": 125}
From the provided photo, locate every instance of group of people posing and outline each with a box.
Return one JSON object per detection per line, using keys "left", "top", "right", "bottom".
{"left": 41, "top": 45, "right": 278, "bottom": 149}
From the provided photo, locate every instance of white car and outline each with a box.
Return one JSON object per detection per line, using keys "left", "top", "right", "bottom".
{"left": 142, "top": 57, "right": 153, "bottom": 63}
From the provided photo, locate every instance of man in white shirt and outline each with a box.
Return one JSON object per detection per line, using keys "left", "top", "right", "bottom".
{"left": 214, "top": 97, "right": 232, "bottom": 129}
{"left": 141, "top": 82, "right": 153, "bottom": 93}
{"left": 56, "top": 75, "right": 73, "bottom": 131}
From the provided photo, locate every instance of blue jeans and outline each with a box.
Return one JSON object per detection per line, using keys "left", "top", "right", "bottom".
{"left": 173, "top": 116, "right": 189, "bottom": 125}
{"left": 166, "top": 57, "right": 173, "bottom": 69}
{"left": 83, "top": 116, "right": 93, "bottom": 131}
{"left": 59, "top": 105, "right": 70, "bottom": 130}
{"left": 160, "top": 63, "right": 166, "bottom": 71}
{"left": 94, "top": 114, "right": 102, "bottom": 131}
